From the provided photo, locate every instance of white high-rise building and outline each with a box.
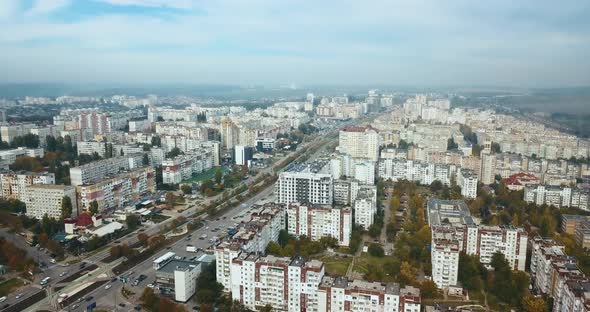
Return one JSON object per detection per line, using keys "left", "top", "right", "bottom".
{"left": 354, "top": 161, "right": 375, "bottom": 185}
{"left": 317, "top": 277, "right": 422, "bottom": 312}
{"left": 230, "top": 254, "right": 324, "bottom": 311}
{"left": 287, "top": 203, "right": 352, "bottom": 246}
{"left": 480, "top": 151, "right": 496, "bottom": 185}
{"left": 25, "top": 184, "right": 77, "bottom": 220}
{"left": 339, "top": 126, "right": 380, "bottom": 161}
{"left": 276, "top": 170, "right": 333, "bottom": 205}
{"left": 458, "top": 169, "right": 478, "bottom": 199}
{"left": 354, "top": 187, "right": 377, "bottom": 230}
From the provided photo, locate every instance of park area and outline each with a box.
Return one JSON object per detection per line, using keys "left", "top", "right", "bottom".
{"left": 183, "top": 166, "right": 230, "bottom": 184}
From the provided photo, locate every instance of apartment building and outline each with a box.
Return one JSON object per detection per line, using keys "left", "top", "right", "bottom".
{"left": 524, "top": 185, "right": 590, "bottom": 211}
{"left": 215, "top": 203, "right": 286, "bottom": 290}
{"left": 230, "top": 254, "right": 324, "bottom": 311}
{"left": 77, "top": 141, "right": 106, "bottom": 157}
{"left": 458, "top": 169, "right": 478, "bottom": 199}
{"left": 575, "top": 222, "right": 590, "bottom": 249}
{"left": 69, "top": 155, "right": 140, "bottom": 186}
{"left": 76, "top": 167, "right": 155, "bottom": 213}
{"left": 354, "top": 187, "right": 377, "bottom": 230}
{"left": 430, "top": 226, "right": 462, "bottom": 288}
{"left": 161, "top": 148, "right": 214, "bottom": 184}
{"left": 317, "top": 277, "right": 421, "bottom": 312}
{"left": 338, "top": 126, "right": 379, "bottom": 161}
{"left": 0, "top": 171, "right": 55, "bottom": 202}
{"left": 428, "top": 199, "right": 528, "bottom": 288}
{"left": 220, "top": 117, "right": 239, "bottom": 149}
{"left": 0, "top": 147, "right": 44, "bottom": 167}
{"left": 155, "top": 256, "right": 211, "bottom": 302}
{"left": 561, "top": 214, "right": 590, "bottom": 235}
{"left": 276, "top": 171, "right": 333, "bottom": 205}
{"left": 529, "top": 237, "right": 590, "bottom": 312}
{"left": 287, "top": 203, "right": 352, "bottom": 246}
{"left": 25, "top": 184, "right": 77, "bottom": 220}
{"left": 0, "top": 123, "right": 36, "bottom": 144}
{"left": 330, "top": 153, "right": 375, "bottom": 184}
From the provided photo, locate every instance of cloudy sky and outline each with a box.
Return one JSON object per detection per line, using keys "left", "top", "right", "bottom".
{"left": 0, "top": 0, "right": 589, "bottom": 87}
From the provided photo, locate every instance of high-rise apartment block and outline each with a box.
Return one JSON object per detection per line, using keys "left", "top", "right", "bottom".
{"left": 276, "top": 170, "right": 333, "bottom": 205}
{"left": 26, "top": 185, "right": 77, "bottom": 220}
{"left": 287, "top": 203, "right": 352, "bottom": 246}
{"left": 338, "top": 126, "right": 379, "bottom": 161}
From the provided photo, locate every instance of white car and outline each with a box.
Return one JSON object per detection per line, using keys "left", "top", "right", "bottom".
{"left": 59, "top": 271, "right": 67, "bottom": 277}
{"left": 0, "top": 296, "right": 6, "bottom": 303}
{"left": 15, "top": 293, "right": 24, "bottom": 299}
{"left": 105, "top": 284, "right": 112, "bottom": 290}
{"left": 147, "top": 284, "right": 155, "bottom": 288}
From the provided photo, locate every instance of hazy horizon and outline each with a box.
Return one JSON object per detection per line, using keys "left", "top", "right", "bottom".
{"left": 1, "top": 1, "right": 589, "bottom": 87}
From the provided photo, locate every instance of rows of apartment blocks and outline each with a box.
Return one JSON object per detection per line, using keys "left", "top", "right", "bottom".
{"left": 530, "top": 237, "right": 590, "bottom": 312}
{"left": 561, "top": 214, "right": 590, "bottom": 249}
{"left": 524, "top": 184, "right": 590, "bottom": 212}
{"left": 276, "top": 170, "right": 378, "bottom": 230}
{"left": 214, "top": 203, "right": 421, "bottom": 312}
{"left": 427, "top": 199, "right": 528, "bottom": 289}
{"left": 0, "top": 164, "right": 155, "bottom": 219}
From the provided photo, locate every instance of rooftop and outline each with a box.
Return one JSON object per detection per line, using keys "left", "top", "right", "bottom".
{"left": 427, "top": 199, "right": 474, "bottom": 226}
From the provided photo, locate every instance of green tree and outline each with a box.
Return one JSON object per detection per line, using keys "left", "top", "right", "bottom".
{"left": 89, "top": 200, "right": 99, "bottom": 215}
{"left": 522, "top": 295, "right": 548, "bottom": 312}
{"left": 61, "top": 196, "right": 73, "bottom": 219}
{"left": 181, "top": 184, "right": 192, "bottom": 195}
{"left": 214, "top": 168, "right": 223, "bottom": 184}
{"left": 368, "top": 243, "right": 384, "bottom": 257}
{"left": 167, "top": 147, "right": 183, "bottom": 158}
{"left": 126, "top": 214, "right": 141, "bottom": 229}
{"left": 278, "top": 229, "right": 290, "bottom": 248}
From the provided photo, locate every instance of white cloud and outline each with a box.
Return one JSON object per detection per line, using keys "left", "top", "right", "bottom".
{"left": 96, "top": 0, "right": 193, "bottom": 9}
{"left": 26, "top": 0, "right": 70, "bottom": 16}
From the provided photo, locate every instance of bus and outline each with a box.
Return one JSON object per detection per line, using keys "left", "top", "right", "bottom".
{"left": 153, "top": 252, "right": 175, "bottom": 270}
{"left": 40, "top": 277, "right": 51, "bottom": 286}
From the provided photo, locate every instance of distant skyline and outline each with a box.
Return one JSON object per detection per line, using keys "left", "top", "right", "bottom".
{"left": 0, "top": 0, "right": 589, "bottom": 87}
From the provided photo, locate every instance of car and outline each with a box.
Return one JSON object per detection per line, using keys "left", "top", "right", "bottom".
{"left": 59, "top": 271, "right": 67, "bottom": 277}
{"left": 222, "top": 216, "right": 227, "bottom": 219}
{"left": 147, "top": 284, "right": 155, "bottom": 288}
{"left": 119, "top": 303, "right": 126, "bottom": 307}
{"left": 72, "top": 304, "right": 79, "bottom": 309}
{"left": 15, "top": 293, "right": 24, "bottom": 299}
{"left": 85, "top": 296, "right": 93, "bottom": 301}
{"left": 50, "top": 258, "right": 56, "bottom": 264}
{"left": 0, "top": 297, "right": 6, "bottom": 303}
{"left": 134, "top": 305, "right": 142, "bottom": 311}
{"left": 166, "top": 246, "right": 172, "bottom": 249}
{"left": 105, "top": 284, "right": 112, "bottom": 289}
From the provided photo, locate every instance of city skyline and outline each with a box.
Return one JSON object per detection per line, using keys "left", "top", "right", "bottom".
{"left": 0, "top": 0, "right": 589, "bottom": 87}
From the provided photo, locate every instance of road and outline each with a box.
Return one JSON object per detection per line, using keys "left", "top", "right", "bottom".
{"left": 60, "top": 185, "right": 277, "bottom": 312}
{"left": 6, "top": 118, "right": 347, "bottom": 311}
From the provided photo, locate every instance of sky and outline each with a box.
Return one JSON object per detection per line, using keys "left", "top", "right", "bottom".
{"left": 0, "top": 0, "right": 589, "bottom": 88}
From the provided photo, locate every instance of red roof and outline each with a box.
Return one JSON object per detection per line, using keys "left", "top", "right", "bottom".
{"left": 504, "top": 172, "right": 539, "bottom": 186}
{"left": 75, "top": 213, "right": 93, "bottom": 227}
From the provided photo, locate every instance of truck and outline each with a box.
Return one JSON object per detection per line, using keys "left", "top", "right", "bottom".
{"left": 186, "top": 246, "right": 197, "bottom": 253}
{"left": 227, "top": 227, "right": 237, "bottom": 237}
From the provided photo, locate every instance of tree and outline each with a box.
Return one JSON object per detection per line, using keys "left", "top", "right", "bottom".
{"left": 419, "top": 280, "right": 439, "bottom": 299}
{"left": 165, "top": 192, "right": 176, "bottom": 209}
{"left": 137, "top": 233, "right": 149, "bottom": 247}
{"left": 278, "top": 229, "right": 290, "bottom": 248}
{"left": 399, "top": 261, "right": 417, "bottom": 286}
{"left": 89, "top": 200, "right": 99, "bottom": 215}
{"left": 429, "top": 180, "right": 443, "bottom": 192}
{"left": 126, "top": 214, "right": 141, "bottom": 229}
{"left": 167, "top": 147, "right": 183, "bottom": 158}
{"left": 61, "top": 196, "right": 73, "bottom": 219}
{"left": 368, "top": 243, "right": 384, "bottom": 257}
{"left": 260, "top": 304, "right": 273, "bottom": 312}
{"left": 522, "top": 295, "right": 548, "bottom": 312}
{"left": 214, "top": 168, "right": 223, "bottom": 184}
{"left": 181, "top": 184, "right": 192, "bottom": 195}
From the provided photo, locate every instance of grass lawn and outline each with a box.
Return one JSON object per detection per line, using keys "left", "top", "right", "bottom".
{"left": 183, "top": 166, "right": 230, "bottom": 184}
{"left": 0, "top": 278, "right": 24, "bottom": 297}
{"left": 352, "top": 254, "right": 397, "bottom": 282}
{"left": 313, "top": 255, "right": 352, "bottom": 277}
{"left": 148, "top": 214, "right": 170, "bottom": 224}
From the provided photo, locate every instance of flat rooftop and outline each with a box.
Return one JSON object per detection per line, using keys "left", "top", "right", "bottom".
{"left": 427, "top": 199, "right": 474, "bottom": 226}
